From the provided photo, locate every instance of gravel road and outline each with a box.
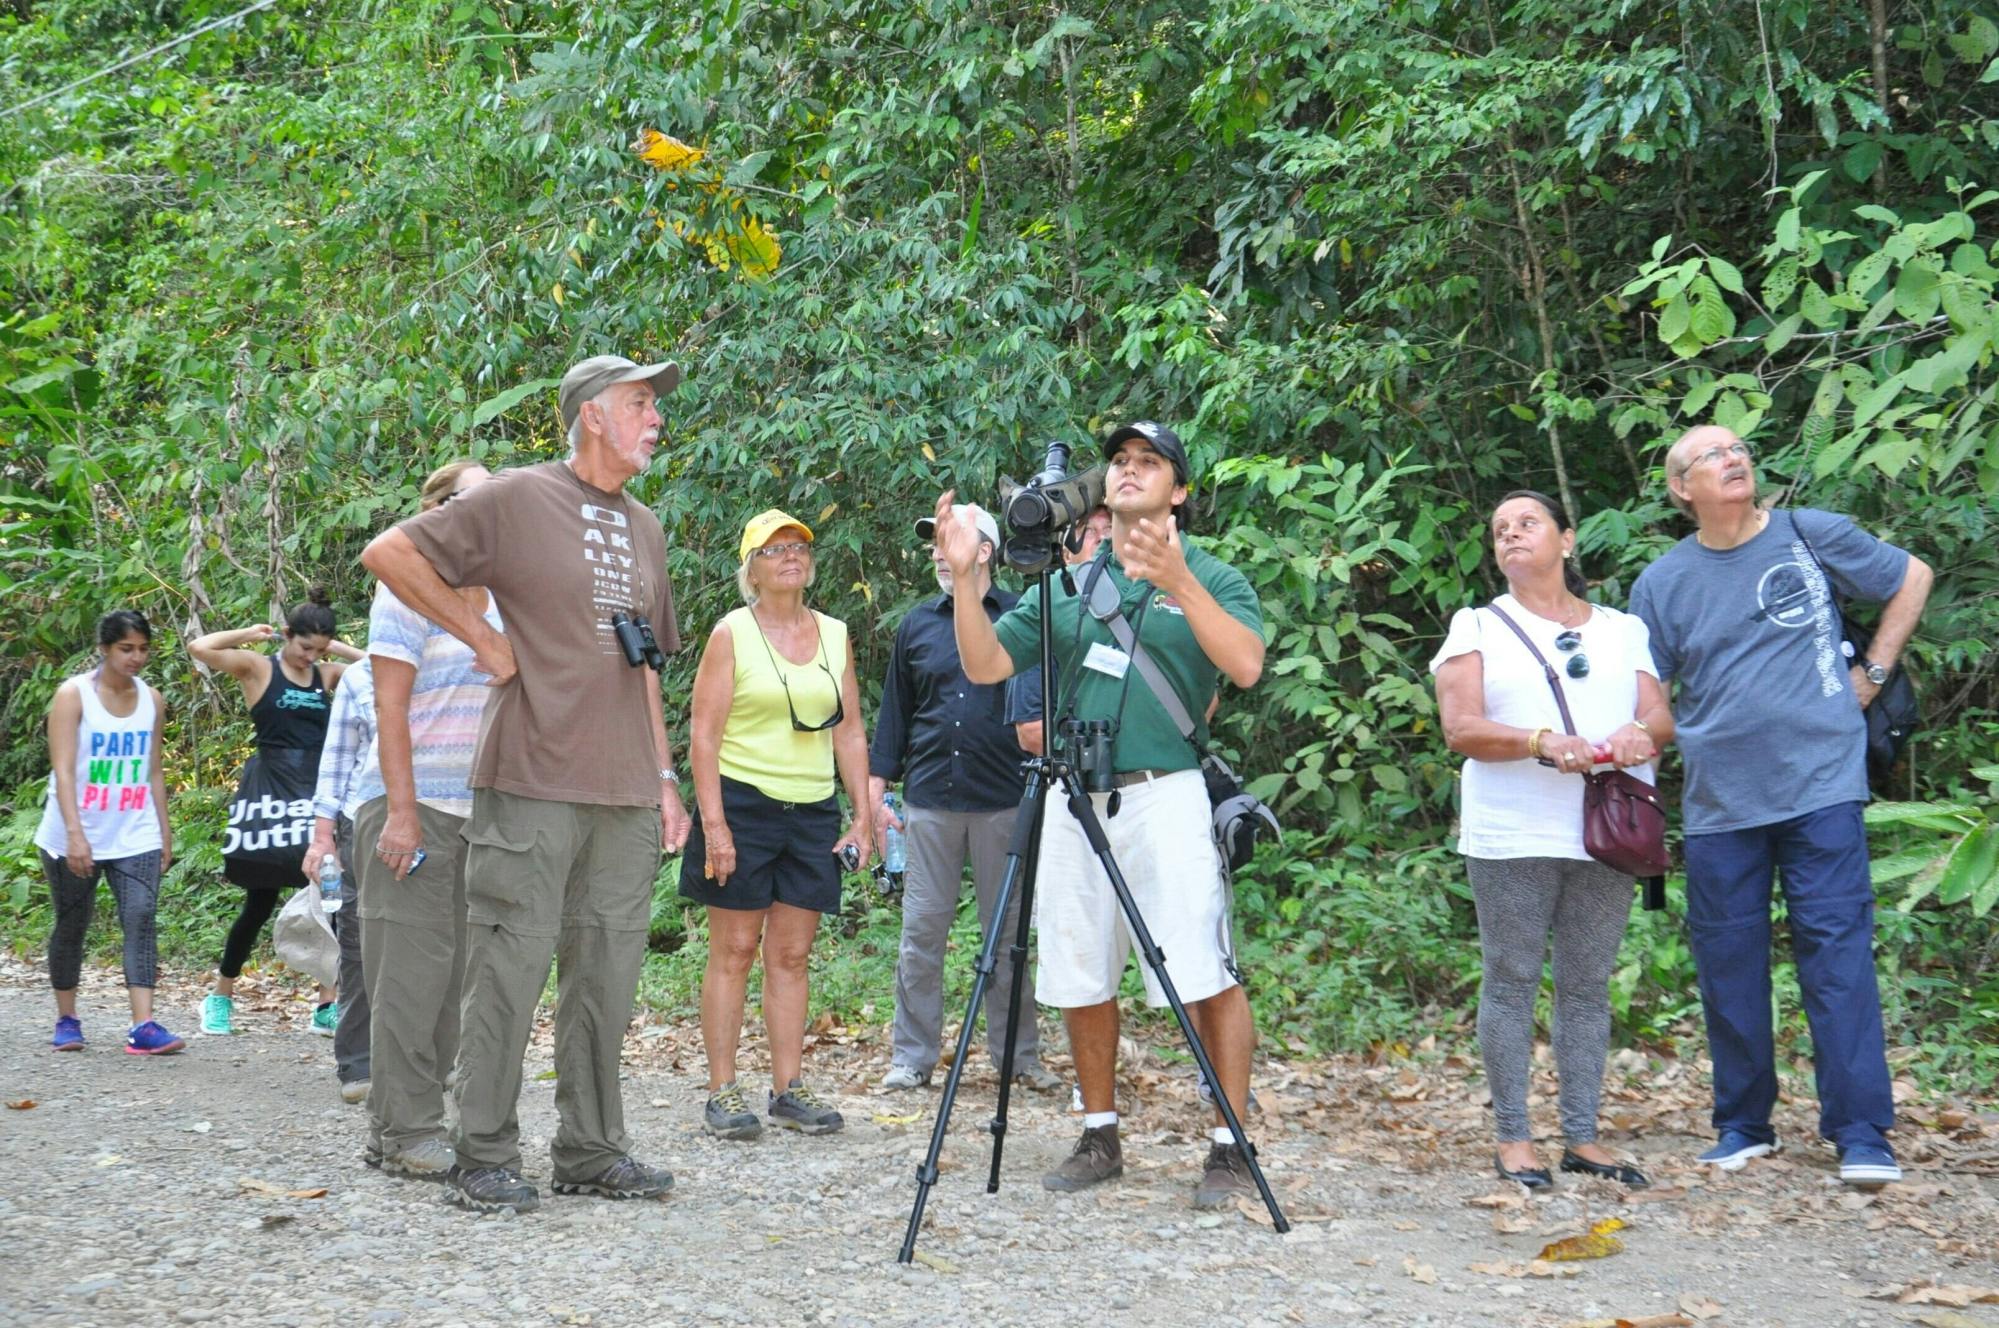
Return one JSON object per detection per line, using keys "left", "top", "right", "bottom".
{"left": 3, "top": 958, "right": 1995, "bottom": 1328}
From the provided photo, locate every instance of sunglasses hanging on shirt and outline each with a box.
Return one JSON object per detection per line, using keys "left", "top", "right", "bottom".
{"left": 750, "top": 612, "right": 845, "bottom": 732}
{"left": 1554, "top": 629, "right": 1590, "bottom": 679}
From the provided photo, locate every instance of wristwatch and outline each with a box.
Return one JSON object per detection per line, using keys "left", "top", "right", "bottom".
{"left": 659, "top": 768, "right": 680, "bottom": 784}
{"left": 1860, "top": 659, "right": 1889, "bottom": 685}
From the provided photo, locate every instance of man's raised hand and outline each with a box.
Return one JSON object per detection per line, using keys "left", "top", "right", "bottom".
{"left": 933, "top": 490, "right": 983, "bottom": 580}
{"left": 1122, "top": 514, "right": 1190, "bottom": 592}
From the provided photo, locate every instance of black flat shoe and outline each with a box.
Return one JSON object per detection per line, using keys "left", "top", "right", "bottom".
{"left": 1495, "top": 1153, "right": 1553, "bottom": 1189}
{"left": 1560, "top": 1149, "right": 1650, "bottom": 1188}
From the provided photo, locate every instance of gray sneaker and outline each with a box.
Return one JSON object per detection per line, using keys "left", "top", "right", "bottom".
{"left": 553, "top": 1154, "right": 674, "bottom": 1200}
{"left": 381, "top": 1138, "right": 455, "bottom": 1182}
{"left": 768, "top": 1079, "right": 844, "bottom": 1135}
{"left": 447, "top": 1164, "right": 541, "bottom": 1214}
{"left": 1043, "top": 1123, "right": 1123, "bottom": 1192}
{"left": 1192, "top": 1141, "right": 1255, "bottom": 1210}
{"left": 880, "top": 1064, "right": 930, "bottom": 1090}
{"left": 338, "top": 1078, "right": 370, "bottom": 1105}
{"left": 704, "top": 1082, "right": 763, "bottom": 1140}
{"left": 1012, "top": 1059, "right": 1063, "bottom": 1093}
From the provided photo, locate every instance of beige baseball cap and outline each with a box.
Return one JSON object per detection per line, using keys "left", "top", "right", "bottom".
{"left": 914, "top": 503, "right": 1000, "bottom": 548}
{"left": 559, "top": 355, "right": 682, "bottom": 432}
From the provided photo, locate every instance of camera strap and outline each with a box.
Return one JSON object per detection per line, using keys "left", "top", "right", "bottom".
{"left": 1079, "top": 551, "right": 1201, "bottom": 751}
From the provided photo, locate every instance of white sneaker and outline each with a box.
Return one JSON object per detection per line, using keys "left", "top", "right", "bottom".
{"left": 880, "top": 1064, "right": 930, "bottom": 1090}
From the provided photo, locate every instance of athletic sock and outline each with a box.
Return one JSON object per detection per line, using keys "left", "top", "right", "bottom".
{"left": 1212, "top": 1126, "right": 1234, "bottom": 1145}
{"left": 1083, "top": 1111, "right": 1118, "bottom": 1130}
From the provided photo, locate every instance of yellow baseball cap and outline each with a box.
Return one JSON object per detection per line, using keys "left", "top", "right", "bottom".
{"left": 739, "top": 508, "right": 815, "bottom": 562}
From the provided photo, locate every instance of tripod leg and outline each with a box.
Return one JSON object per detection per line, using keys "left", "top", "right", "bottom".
{"left": 899, "top": 770, "right": 1050, "bottom": 1264}
{"left": 1059, "top": 775, "right": 1291, "bottom": 1233}
{"left": 985, "top": 797, "right": 1043, "bottom": 1192}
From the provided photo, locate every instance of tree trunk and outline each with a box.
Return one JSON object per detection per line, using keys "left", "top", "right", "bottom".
{"left": 1870, "top": 0, "right": 1891, "bottom": 195}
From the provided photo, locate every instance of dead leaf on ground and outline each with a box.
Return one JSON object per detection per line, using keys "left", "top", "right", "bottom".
{"left": 910, "top": 1250, "right": 957, "bottom": 1274}
{"left": 237, "top": 1178, "right": 329, "bottom": 1200}
{"left": 872, "top": 1111, "right": 923, "bottom": 1126}
{"left": 1468, "top": 1260, "right": 1577, "bottom": 1279}
{"left": 1403, "top": 1256, "right": 1438, "bottom": 1284}
{"left": 4, "top": 1099, "right": 34, "bottom": 1110}
{"left": 1676, "top": 1293, "right": 1723, "bottom": 1319}
{"left": 259, "top": 1214, "right": 294, "bottom": 1228}
{"left": 1917, "top": 1313, "right": 1997, "bottom": 1328}
{"left": 1619, "top": 1185, "right": 1687, "bottom": 1204}
{"left": 1538, "top": 1217, "right": 1627, "bottom": 1262}
{"left": 1492, "top": 1212, "right": 1536, "bottom": 1234}
{"left": 1391, "top": 1219, "right": 1420, "bottom": 1231}
{"left": 1466, "top": 1191, "right": 1527, "bottom": 1209}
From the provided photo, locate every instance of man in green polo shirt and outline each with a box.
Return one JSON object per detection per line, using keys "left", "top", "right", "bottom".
{"left": 935, "top": 421, "right": 1266, "bottom": 1210}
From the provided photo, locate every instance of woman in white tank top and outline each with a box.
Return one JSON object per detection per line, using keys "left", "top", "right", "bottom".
{"left": 35, "top": 610, "right": 183, "bottom": 1054}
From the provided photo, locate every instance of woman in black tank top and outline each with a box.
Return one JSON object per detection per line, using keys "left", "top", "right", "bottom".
{"left": 187, "top": 589, "right": 363, "bottom": 1037}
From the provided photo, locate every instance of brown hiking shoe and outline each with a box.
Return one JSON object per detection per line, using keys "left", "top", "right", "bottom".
{"left": 1193, "top": 1141, "right": 1255, "bottom": 1209}
{"left": 1043, "top": 1123, "right": 1123, "bottom": 1192}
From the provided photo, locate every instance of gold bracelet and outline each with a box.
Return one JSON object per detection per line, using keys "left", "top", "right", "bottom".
{"left": 1528, "top": 727, "right": 1551, "bottom": 759}
{"left": 1630, "top": 719, "right": 1650, "bottom": 734}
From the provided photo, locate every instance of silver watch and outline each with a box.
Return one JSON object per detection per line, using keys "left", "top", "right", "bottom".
{"left": 1860, "top": 659, "right": 1889, "bottom": 686}
{"left": 659, "top": 768, "right": 680, "bottom": 784}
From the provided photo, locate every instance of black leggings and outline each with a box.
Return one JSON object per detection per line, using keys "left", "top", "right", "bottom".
{"left": 219, "top": 888, "right": 281, "bottom": 979}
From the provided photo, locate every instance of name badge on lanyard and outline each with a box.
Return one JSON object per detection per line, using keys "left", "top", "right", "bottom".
{"left": 1082, "top": 640, "right": 1131, "bottom": 679}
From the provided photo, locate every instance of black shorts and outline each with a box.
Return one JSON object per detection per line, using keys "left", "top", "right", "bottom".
{"left": 679, "top": 775, "right": 843, "bottom": 914}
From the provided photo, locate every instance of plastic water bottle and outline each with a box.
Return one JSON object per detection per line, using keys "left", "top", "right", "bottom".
{"left": 881, "top": 792, "right": 907, "bottom": 894}
{"left": 318, "top": 854, "right": 344, "bottom": 914}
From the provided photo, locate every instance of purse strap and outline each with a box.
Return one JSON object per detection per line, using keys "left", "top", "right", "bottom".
{"left": 1484, "top": 602, "right": 1579, "bottom": 738}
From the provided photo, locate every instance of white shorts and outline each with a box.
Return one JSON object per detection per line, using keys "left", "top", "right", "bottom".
{"left": 1032, "top": 768, "right": 1237, "bottom": 1009}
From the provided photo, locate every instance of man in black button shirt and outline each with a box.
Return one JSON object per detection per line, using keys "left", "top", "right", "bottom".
{"left": 869, "top": 504, "right": 1058, "bottom": 1092}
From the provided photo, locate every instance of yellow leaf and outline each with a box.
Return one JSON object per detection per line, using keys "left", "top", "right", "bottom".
{"left": 725, "top": 216, "right": 782, "bottom": 279}
{"left": 921, "top": 443, "right": 936, "bottom": 461}
{"left": 632, "top": 129, "right": 705, "bottom": 172}
{"left": 817, "top": 502, "right": 838, "bottom": 522}
{"left": 1536, "top": 1229, "right": 1624, "bottom": 1262}
{"left": 552, "top": 283, "right": 565, "bottom": 307}
{"left": 871, "top": 1111, "right": 922, "bottom": 1126}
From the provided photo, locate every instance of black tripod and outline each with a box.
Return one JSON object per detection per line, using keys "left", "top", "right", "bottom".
{"left": 897, "top": 562, "right": 1290, "bottom": 1263}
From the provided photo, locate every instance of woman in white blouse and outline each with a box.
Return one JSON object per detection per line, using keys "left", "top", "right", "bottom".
{"left": 1431, "top": 490, "right": 1673, "bottom": 1190}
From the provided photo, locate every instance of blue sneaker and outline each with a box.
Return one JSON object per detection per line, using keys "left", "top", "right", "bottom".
{"left": 51, "top": 1015, "right": 84, "bottom": 1051}
{"left": 1838, "top": 1143, "right": 1901, "bottom": 1189}
{"left": 1696, "top": 1130, "right": 1778, "bottom": 1170}
{"left": 124, "top": 1020, "right": 186, "bottom": 1056}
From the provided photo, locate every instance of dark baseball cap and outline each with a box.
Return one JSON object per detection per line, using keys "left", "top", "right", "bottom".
{"left": 1103, "top": 421, "right": 1189, "bottom": 484}
{"left": 559, "top": 355, "right": 682, "bottom": 432}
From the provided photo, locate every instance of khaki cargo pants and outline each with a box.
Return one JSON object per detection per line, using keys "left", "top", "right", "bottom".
{"left": 449, "top": 787, "right": 659, "bottom": 1178}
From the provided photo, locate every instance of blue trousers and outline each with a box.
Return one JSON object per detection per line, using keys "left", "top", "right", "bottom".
{"left": 1682, "top": 801, "right": 1894, "bottom": 1150}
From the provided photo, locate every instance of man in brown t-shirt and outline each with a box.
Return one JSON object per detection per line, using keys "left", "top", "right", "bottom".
{"left": 361, "top": 354, "right": 692, "bottom": 1214}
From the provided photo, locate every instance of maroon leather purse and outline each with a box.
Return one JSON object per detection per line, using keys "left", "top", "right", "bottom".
{"left": 1485, "top": 605, "right": 1671, "bottom": 881}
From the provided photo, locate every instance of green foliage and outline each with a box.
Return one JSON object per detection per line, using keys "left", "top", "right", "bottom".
{"left": 3, "top": 0, "right": 1996, "bottom": 1075}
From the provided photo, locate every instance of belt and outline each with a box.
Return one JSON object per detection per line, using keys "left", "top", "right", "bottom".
{"left": 1109, "top": 767, "right": 1174, "bottom": 789}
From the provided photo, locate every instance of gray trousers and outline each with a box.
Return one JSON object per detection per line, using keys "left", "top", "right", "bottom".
{"left": 890, "top": 805, "right": 1039, "bottom": 1073}
{"left": 450, "top": 788, "right": 657, "bottom": 1178}
{"left": 1467, "top": 855, "right": 1634, "bottom": 1144}
{"left": 355, "top": 797, "right": 469, "bottom": 1153}
{"left": 332, "top": 813, "right": 370, "bottom": 1086}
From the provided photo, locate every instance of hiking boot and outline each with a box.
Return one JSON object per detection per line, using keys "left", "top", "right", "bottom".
{"left": 553, "top": 1155, "right": 675, "bottom": 1200}
{"left": 381, "top": 1138, "right": 455, "bottom": 1182}
{"left": 51, "top": 1015, "right": 84, "bottom": 1051}
{"left": 123, "top": 1020, "right": 186, "bottom": 1056}
{"left": 447, "top": 1164, "right": 541, "bottom": 1214}
{"left": 1043, "top": 1123, "right": 1123, "bottom": 1192}
{"left": 880, "top": 1063, "right": 930, "bottom": 1090}
{"left": 339, "top": 1078, "right": 370, "bottom": 1105}
{"left": 311, "top": 1001, "right": 337, "bottom": 1037}
{"left": 704, "top": 1082, "right": 763, "bottom": 1140}
{"left": 1012, "top": 1059, "right": 1063, "bottom": 1093}
{"left": 768, "top": 1080, "right": 844, "bottom": 1135}
{"left": 199, "top": 994, "right": 235, "bottom": 1036}
{"left": 1193, "top": 1141, "right": 1256, "bottom": 1209}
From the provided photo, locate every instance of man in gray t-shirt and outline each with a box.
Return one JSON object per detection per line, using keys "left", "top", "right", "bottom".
{"left": 1630, "top": 425, "right": 1932, "bottom": 1189}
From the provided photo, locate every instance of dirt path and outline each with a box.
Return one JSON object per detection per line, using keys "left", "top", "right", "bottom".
{"left": 2, "top": 959, "right": 1996, "bottom": 1328}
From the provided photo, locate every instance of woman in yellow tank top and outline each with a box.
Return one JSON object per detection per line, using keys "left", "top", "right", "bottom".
{"left": 681, "top": 509, "right": 871, "bottom": 1140}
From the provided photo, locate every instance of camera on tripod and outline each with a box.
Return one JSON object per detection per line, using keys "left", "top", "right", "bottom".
{"left": 997, "top": 440, "right": 1106, "bottom": 575}
{"left": 610, "top": 610, "right": 665, "bottom": 671}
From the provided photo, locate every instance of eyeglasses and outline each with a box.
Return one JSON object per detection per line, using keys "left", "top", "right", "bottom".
{"left": 1555, "top": 629, "right": 1590, "bottom": 679}
{"left": 1681, "top": 440, "right": 1754, "bottom": 474}
{"left": 753, "top": 541, "right": 812, "bottom": 560}
{"left": 749, "top": 614, "right": 845, "bottom": 732}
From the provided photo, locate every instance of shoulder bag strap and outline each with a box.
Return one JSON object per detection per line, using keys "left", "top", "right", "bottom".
{"left": 1079, "top": 554, "right": 1201, "bottom": 744}
{"left": 1484, "top": 602, "right": 1579, "bottom": 737}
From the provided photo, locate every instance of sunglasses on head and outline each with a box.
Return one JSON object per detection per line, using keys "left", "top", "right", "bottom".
{"left": 1555, "top": 629, "right": 1590, "bottom": 679}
